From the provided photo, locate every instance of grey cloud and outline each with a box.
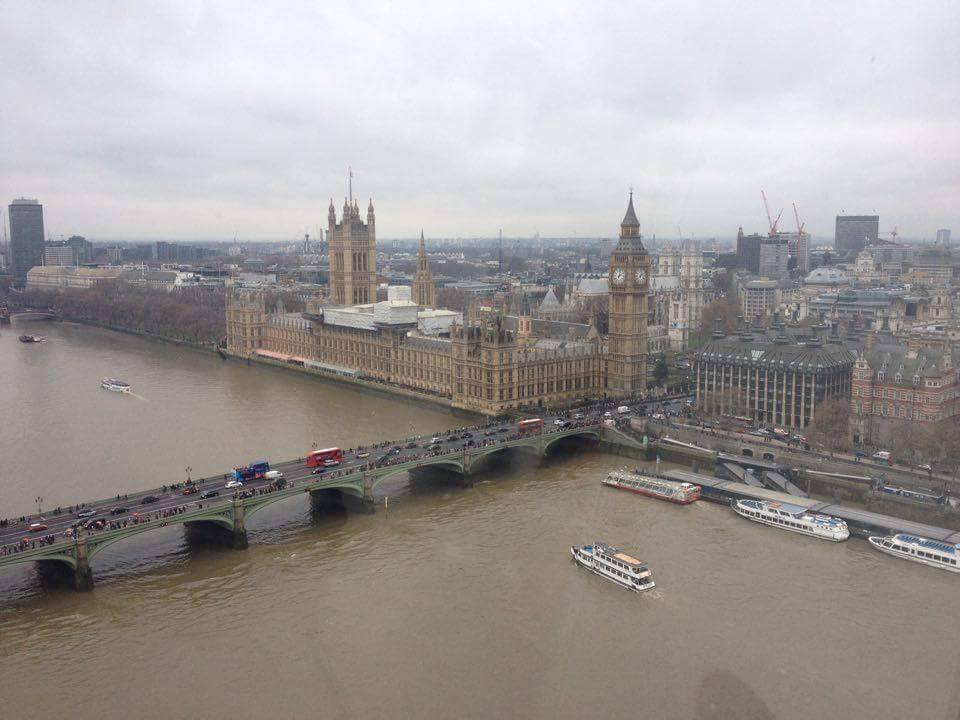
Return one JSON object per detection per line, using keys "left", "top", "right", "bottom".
{"left": 1, "top": 0, "right": 957, "bottom": 241}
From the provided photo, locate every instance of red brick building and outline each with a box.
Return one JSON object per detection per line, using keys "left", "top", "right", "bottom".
{"left": 850, "top": 336, "right": 960, "bottom": 444}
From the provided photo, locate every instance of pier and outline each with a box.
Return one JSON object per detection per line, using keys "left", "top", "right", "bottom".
{"left": 662, "top": 469, "right": 960, "bottom": 544}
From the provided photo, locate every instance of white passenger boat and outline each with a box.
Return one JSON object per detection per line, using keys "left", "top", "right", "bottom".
{"left": 101, "top": 378, "right": 132, "bottom": 393}
{"left": 570, "top": 542, "right": 655, "bottom": 591}
{"left": 868, "top": 534, "right": 960, "bottom": 573}
{"left": 603, "top": 470, "right": 700, "bottom": 504}
{"left": 733, "top": 499, "right": 849, "bottom": 541}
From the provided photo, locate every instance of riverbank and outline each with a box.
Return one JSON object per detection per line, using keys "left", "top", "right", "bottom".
{"left": 222, "top": 348, "right": 470, "bottom": 415}
{"left": 51, "top": 317, "right": 218, "bottom": 353}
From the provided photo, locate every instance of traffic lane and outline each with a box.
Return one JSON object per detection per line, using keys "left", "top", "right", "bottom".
{"left": 1, "top": 416, "right": 581, "bottom": 545}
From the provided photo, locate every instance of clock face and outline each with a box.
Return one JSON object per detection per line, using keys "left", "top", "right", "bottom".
{"left": 635, "top": 268, "right": 646, "bottom": 284}
{"left": 611, "top": 268, "right": 626, "bottom": 285}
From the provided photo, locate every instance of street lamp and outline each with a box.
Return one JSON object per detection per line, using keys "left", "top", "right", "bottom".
{"left": 35, "top": 496, "right": 43, "bottom": 517}
{"left": 186, "top": 466, "right": 193, "bottom": 483}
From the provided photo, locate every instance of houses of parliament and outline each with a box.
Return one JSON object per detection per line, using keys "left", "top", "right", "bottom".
{"left": 226, "top": 193, "right": 650, "bottom": 415}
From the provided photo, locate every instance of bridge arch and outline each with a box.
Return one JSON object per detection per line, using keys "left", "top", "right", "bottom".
{"left": 543, "top": 429, "right": 601, "bottom": 454}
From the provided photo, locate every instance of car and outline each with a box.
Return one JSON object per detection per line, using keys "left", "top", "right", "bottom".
{"left": 484, "top": 430, "right": 495, "bottom": 437}
{"left": 141, "top": 495, "right": 159, "bottom": 504}
{"left": 405, "top": 442, "right": 417, "bottom": 449}
{"left": 110, "top": 507, "right": 128, "bottom": 515}
{"left": 461, "top": 432, "right": 473, "bottom": 439}
{"left": 311, "top": 467, "right": 326, "bottom": 475}
{"left": 554, "top": 418, "right": 566, "bottom": 425}
{"left": 225, "top": 480, "right": 243, "bottom": 489}
{"left": 855, "top": 451, "right": 867, "bottom": 458}
{"left": 497, "top": 427, "right": 509, "bottom": 433}
{"left": 28, "top": 523, "right": 48, "bottom": 533}
{"left": 427, "top": 443, "right": 442, "bottom": 451}
{"left": 199, "top": 490, "right": 220, "bottom": 499}
{"left": 323, "top": 458, "right": 341, "bottom": 467}
{"left": 182, "top": 486, "right": 198, "bottom": 495}
{"left": 573, "top": 413, "right": 584, "bottom": 420}
{"left": 918, "top": 463, "right": 932, "bottom": 472}
{"left": 431, "top": 436, "right": 443, "bottom": 444}
{"left": 76, "top": 508, "right": 97, "bottom": 519}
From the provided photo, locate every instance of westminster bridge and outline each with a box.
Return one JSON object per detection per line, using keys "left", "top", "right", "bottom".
{"left": 0, "top": 413, "right": 607, "bottom": 591}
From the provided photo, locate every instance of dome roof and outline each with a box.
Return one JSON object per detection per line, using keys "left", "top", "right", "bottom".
{"left": 803, "top": 268, "right": 850, "bottom": 285}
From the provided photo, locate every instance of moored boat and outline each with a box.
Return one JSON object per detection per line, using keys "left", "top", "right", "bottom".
{"left": 868, "top": 534, "right": 960, "bottom": 573}
{"left": 603, "top": 470, "right": 700, "bottom": 504}
{"left": 733, "top": 499, "right": 849, "bottom": 541}
{"left": 101, "top": 378, "right": 132, "bottom": 393}
{"left": 18, "top": 335, "right": 45, "bottom": 343}
{"left": 570, "top": 542, "right": 655, "bottom": 591}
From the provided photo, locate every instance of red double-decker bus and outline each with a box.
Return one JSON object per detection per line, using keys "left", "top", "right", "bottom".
{"left": 517, "top": 418, "right": 544, "bottom": 433}
{"left": 306, "top": 447, "right": 344, "bottom": 467}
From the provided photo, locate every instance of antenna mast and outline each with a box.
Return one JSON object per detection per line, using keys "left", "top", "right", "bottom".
{"left": 498, "top": 229, "right": 503, "bottom": 272}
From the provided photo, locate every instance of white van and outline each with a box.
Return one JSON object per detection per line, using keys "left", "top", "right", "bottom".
{"left": 264, "top": 470, "right": 285, "bottom": 481}
{"left": 616, "top": 406, "right": 631, "bottom": 415}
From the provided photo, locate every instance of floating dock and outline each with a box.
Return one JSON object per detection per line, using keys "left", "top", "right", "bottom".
{"left": 662, "top": 469, "right": 960, "bottom": 543}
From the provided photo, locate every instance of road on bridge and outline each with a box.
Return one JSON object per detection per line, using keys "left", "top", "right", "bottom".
{"left": 0, "top": 408, "right": 618, "bottom": 557}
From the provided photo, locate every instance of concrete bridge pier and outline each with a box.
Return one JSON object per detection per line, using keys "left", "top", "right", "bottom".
{"left": 73, "top": 537, "right": 94, "bottom": 591}
{"left": 357, "top": 474, "right": 376, "bottom": 514}
{"left": 230, "top": 499, "right": 249, "bottom": 549}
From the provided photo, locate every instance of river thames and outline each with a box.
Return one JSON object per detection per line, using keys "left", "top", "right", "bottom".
{"left": 1, "top": 322, "right": 958, "bottom": 719}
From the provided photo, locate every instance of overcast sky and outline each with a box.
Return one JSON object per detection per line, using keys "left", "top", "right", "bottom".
{"left": 2, "top": 1, "right": 957, "bottom": 242}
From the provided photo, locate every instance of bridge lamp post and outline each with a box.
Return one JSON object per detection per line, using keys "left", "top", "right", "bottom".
{"left": 35, "top": 496, "right": 43, "bottom": 517}
{"left": 186, "top": 466, "right": 193, "bottom": 484}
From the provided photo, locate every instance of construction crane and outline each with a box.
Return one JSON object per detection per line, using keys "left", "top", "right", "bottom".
{"left": 761, "top": 190, "right": 783, "bottom": 236}
{"left": 792, "top": 203, "right": 805, "bottom": 236}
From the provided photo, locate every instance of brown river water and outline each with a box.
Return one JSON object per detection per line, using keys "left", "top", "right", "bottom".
{"left": 0, "top": 322, "right": 958, "bottom": 719}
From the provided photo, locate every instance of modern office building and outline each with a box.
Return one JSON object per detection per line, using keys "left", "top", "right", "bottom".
{"left": 735, "top": 228, "right": 762, "bottom": 273}
{"left": 758, "top": 237, "right": 789, "bottom": 280}
{"left": 9, "top": 198, "right": 45, "bottom": 277}
{"left": 692, "top": 321, "right": 857, "bottom": 429}
{"left": 835, "top": 215, "right": 879, "bottom": 256}
{"left": 43, "top": 241, "right": 75, "bottom": 267}
{"left": 936, "top": 229, "right": 951, "bottom": 247}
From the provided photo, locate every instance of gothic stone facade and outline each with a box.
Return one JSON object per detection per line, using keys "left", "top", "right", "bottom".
{"left": 226, "top": 194, "right": 649, "bottom": 415}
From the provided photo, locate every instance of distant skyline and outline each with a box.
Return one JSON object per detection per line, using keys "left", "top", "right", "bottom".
{"left": 1, "top": 2, "right": 957, "bottom": 241}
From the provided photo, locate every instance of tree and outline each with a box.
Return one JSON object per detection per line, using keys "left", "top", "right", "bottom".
{"left": 652, "top": 353, "right": 669, "bottom": 386}
{"left": 700, "top": 298, "right": 739, "bottom": 335}
{"left": 807, "top": 398, "right": 851, "bottom": 452}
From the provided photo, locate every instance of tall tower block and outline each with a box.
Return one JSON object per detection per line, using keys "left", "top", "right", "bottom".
{"left": 607, "top": 192, "right": 650, "bottom": 396}
{"left": 328, "top": 188, "right": 377, "bottom": 306}
{"left": 412, "top": 229, "right": 436, "bottom": 308}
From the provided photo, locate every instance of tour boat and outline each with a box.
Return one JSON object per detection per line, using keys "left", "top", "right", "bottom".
{"left": 570, "top": 542, "right": 655, "bottom": 591}
{"left": 18, "top": 335, "right": 45, "bottom": 343}
{"left": 602, "top": 470, "right": 701, "bottom": 504}
{"left": 101, "top": 378, "right": 132, "bottom": 393}
{"left": 868, "top": 534, "right": 960, "bottom": 573}
{"left": 733, "top": 499, "right": 849, "bottom": 541}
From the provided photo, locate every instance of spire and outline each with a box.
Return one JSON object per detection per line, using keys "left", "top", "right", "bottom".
{"left": 616, "top": 190, "right": 645, "bottom": 250}
{"left": 368, "top": 198, "right": 374, "bottom": 214}
{"left": 621, "top": 189, "right": 640, "bottom": 229}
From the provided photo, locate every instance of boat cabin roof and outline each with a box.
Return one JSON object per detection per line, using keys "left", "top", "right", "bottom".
{"left": 594, "top": 542, "right": 646, "bottom": 567}
{"left": 894, "top": 534, "right": 957, "bottom": 554}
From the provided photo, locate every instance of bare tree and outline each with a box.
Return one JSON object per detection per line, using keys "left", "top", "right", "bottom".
{"left": 808, "top": 398, "right": 851, "bottom": 452}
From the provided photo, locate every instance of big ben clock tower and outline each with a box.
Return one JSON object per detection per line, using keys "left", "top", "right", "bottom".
{"left": 607, "top": 191, "right": 650, "bottom": 396}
